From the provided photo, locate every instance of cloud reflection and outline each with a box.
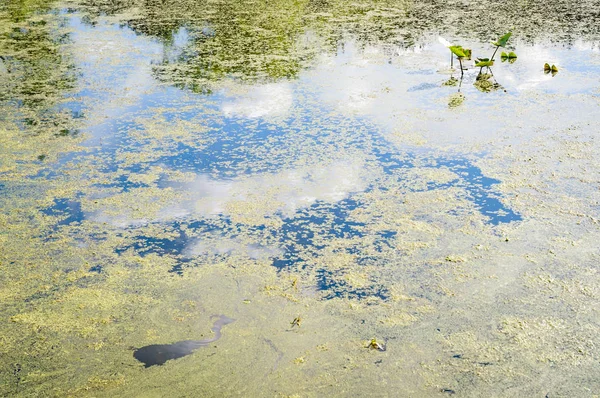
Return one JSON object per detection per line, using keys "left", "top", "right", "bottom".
{"left": 89, "top": 160, "right": 369, "bottom": 227}
{"left": 222, "top": 83, "right": 293, "bottom": 118}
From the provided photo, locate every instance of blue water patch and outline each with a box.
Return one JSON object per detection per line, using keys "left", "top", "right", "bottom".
{"left": 272, "top": 197, "right": 364, "bottom": 269}
{"left": 42, "top": 198, "right": 85, "bottom": 226}
{"left": 371, "top": 146, "right": 521, "bottom": 225}
{"left": 316, "top": 268, "right": 389, "bottom": 300}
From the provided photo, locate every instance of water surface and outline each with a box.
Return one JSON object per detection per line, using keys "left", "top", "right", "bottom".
{"left": 1, "top": 0, "right": 600, "bottom": 396}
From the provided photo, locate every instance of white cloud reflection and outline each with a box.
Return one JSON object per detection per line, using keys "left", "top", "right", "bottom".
{"left": 222, "top": 83, "right": 293, "bottom": 118}
{"left": 184, "top": 236, "right": 283, "bottom": 260}
{"left": 183, "top": 160, "right": 367, "bottom": 218}
{"left": 88, "top": 160, "right": 369, "bottom": 227}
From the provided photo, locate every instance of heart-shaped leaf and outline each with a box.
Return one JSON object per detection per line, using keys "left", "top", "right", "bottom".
{"left": 493, "top": 32, "right": 512, "bottom": 47}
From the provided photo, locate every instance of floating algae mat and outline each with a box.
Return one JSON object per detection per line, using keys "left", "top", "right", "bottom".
{"left": 1, "top": 0, "right": 600, "bottom": 396}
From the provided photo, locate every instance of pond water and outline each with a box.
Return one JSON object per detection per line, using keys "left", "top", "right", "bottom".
{"left": 1, "top": 0, "right": 599, "bottom": 396}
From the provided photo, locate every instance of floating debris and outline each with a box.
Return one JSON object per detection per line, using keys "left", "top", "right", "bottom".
{"left": 367, "top": 338, "right": 386, "bottom": 351}
{"left": 290, "top": 316, "right": 302, "bottom": 328}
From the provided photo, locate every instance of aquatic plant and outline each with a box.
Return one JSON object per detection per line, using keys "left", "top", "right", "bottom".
{"left": 439, "top": 37, "right": 471, "bottom": 72}
{"left": 501, "top": 51, "right": 518, "bottom": 63}
{"left": 490, "top": 32, "right": 512, "bottom": 61}
{"left": 470, "top": 32, "right": 513, "bottom": 91}
{"left": 474, "top": 57, "right": 494, "bottom": 75}
{"left": 449, "top": 45, "right": 470, "bottom": 76}
{"left": 544, "top": 63, "right": 559, "bottom": 76}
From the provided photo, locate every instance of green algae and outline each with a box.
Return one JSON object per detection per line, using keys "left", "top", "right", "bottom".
{"left": 0, "top": 0, "right": 84, "bottom": 181}
{"left": 1, "top": 0, "right": 600, "bottom": 397}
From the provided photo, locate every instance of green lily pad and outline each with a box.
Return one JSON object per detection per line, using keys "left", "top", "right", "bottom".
{"left": 449, "top": 45, "right": 466, "bottom": 58}
{"left": 475, "top": 58, "right": 494, "bottom": 67}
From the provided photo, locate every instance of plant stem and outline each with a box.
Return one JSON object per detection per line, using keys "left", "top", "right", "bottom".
{"left": 490, "top": 45, "right": 500, "bottom": 61}
{"left": 459, "top": 58, "right": 463, "bottom": 76}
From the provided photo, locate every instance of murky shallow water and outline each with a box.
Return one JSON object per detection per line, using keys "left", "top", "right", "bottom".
{"left": 1, "top": 0, "right": 600, "bottom": 396}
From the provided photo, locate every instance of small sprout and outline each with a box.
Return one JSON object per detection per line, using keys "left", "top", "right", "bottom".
{"left": 290, "top": 316, "right": 301, "bottom": 327}
{"left": 37, "top": 154, "right": 46, "bottom": 161}
{"left": 368, "top": 338, "right": 386, "bottom": 351}
{"left": 544, "top": 63, "right": 559, "bottom": 76}
{"left": 242, "top": 299, "right": 251, "bottom": 304}
{"left": 501, "top": 52, "right": 517, "bottom": 62}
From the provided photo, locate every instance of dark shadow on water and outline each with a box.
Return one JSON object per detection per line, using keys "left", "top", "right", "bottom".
{"left": 133, "top": 314, "right": 235, "bottom": 367}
